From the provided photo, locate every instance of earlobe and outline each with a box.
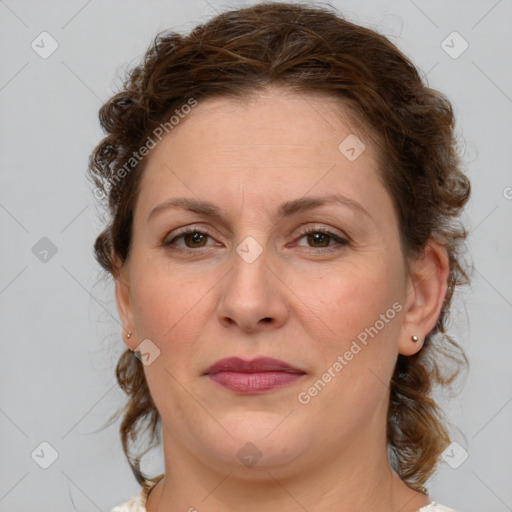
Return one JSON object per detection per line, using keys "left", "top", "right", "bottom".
{"left": 398, "top": 240, "right": 450, "bottom": 356}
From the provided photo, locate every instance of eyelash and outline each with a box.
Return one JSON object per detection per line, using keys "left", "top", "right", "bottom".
{"left": 163, "top": 225, "right": 350, "bottom": 253}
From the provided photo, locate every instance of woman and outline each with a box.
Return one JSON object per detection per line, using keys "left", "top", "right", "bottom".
{"left": 88, "top": 3, "right": 470, "bottom": 511}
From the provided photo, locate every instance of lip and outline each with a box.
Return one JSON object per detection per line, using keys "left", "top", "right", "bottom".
{"left": 204, "top": 356, "right": 304, "bottom": 374}
{"left": 203, "top": 357, "right": 306, "bottom": 394}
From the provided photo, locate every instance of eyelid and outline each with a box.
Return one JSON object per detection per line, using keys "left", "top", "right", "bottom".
{"left": 290, "top": 225, "right": 350, "bottom": 252}
{"left": 163, "top": 224, "right": 217, "bottom": 246}
{"left": 294, "top": 223, "right": 348, "bottom": 240}
{"left": 294, "top": 223, "right": 353, "bottom": 248}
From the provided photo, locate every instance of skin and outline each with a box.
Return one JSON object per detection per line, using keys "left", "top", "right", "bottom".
{"left": 114, "top": 86, "right": 449, "bottom": 512}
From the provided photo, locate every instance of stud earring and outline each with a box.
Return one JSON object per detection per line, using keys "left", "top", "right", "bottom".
{"left": 126, "top": 331, "right": 132, "bottom": 339}
{"left": 411, "top": 335, "right": 419, "bottom": 342}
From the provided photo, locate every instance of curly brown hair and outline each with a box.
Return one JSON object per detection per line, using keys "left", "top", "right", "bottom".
{"left": 88, "top": 1, "right": 471, "bottom": 495}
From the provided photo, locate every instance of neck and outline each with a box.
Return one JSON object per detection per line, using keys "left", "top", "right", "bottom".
{"left": 146, "top": 407, "right": 430, "bottom": 512}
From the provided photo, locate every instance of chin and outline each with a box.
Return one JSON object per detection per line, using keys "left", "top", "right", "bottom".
{"left": 194, "top": 415, "right": 311, "bottom": 471}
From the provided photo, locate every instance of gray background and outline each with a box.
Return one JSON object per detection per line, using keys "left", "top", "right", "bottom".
{"left": 1, "top": 0, "right": 511, "bottom": 511}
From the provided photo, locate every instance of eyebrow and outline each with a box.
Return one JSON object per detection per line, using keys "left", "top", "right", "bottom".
{"left": 147, "top": 193, "right": 371, "bottom": 223}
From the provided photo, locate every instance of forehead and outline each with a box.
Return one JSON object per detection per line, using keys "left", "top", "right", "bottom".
{"left": 134, "top": 87, "right": 388, "bottom": 222}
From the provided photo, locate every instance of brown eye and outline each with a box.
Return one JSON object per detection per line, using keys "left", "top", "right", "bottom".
{"left": 306, "top": 232, "right": 332, "bottom": 247}
{"left": 182, "top": 231, "right": 209, "bottom": 248}
{"left": 296, "top": 229, "right": 349, "bottom": 250}
{"left": 164, "top": 229, "right": 214, "bottom": 249}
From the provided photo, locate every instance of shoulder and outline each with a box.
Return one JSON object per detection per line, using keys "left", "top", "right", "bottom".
{"left": 110, "top": 489, "right": 146, "bottom": 512}
{"left": 419, "top": 502, "right": 458, "bottom": 512}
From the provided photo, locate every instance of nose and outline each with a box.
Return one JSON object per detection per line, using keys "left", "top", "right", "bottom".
{"left": 216, "top": 243, "right": 289, "bottom": 334}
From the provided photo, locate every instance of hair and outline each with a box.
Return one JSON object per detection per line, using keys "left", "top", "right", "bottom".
{"left": 88, "top": 1, "right": 471, "bottom": 495}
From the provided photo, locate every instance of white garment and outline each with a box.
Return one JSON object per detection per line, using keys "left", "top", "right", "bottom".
{"left": 111, "top": 489, "right": 457, "bottom": 512}
{"left": 419, "top": 504, "right": 457, "bottom": 512}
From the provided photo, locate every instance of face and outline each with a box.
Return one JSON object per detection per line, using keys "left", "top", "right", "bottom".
{"left": 114, "top": 87, "right": 437, "bottom": 477}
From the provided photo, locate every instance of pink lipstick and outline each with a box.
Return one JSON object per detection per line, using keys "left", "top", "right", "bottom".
{"left": 203, "top": 357, "right": 306, "bottom": 394}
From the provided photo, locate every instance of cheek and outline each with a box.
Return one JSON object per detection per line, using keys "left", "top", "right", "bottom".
{"left": 129, "top": 264, "right": 218, "bottom": 418}
{"left": 293, "top": 257, "right": 405, "bottom": 382}
{"left": 130, "top": 259, "right": 212, "bottom": 342}
{"left": 292, "top": 269, "right": 404, "bottom": 421}
{"left": 300, "top": 260, "right": 402, "bottom": 334}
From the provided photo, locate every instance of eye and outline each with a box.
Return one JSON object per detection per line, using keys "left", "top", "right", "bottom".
{"left": 163, "top": 225, "right": 350, "bottom": 253}
{"left": 163, "top": 228, "right": 217, "bottom": 249}
{"left": 294, "top": 227, "right": 349, "bottom": 251}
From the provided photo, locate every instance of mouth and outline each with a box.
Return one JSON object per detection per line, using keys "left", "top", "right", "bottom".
{"left": 203, "top": 357, "right": 306, "bottom": 394}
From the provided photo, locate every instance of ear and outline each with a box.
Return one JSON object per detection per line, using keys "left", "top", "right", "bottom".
{"left": 398, "top": 239, "right": 450, "bottom": 356}
{"left": 112, "top": 251, "right": 137, "bottom": 351}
